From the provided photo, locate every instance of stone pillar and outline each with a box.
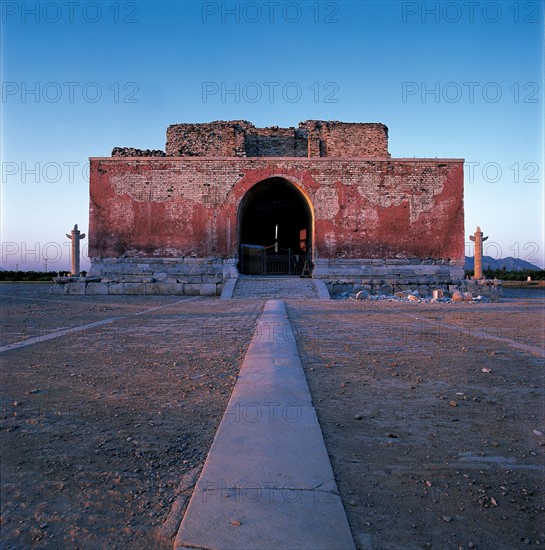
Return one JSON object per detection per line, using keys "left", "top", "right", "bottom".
{"left": 66, "top": 224, "right": 86, "bottom": 276}
{"left": 469, "top": 226, "right": 488, "bottom": 279}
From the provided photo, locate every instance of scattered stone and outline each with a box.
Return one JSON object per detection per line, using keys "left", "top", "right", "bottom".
{"left": 354, "top": 414, "right": 363, "bottom": 420}
{"left": 355, "top": 290, "right": 369, "bottom": 300}
{"left": 449, "top": 400, "right": 457, "bottom": 407}
{"left": 452, "top": 290, "right": 463, "bottom": 302}
{"left": 443, "top": 515, "right": 452, "bottom": 522}
{"left": 231, "top": 520, "right": 241, "bottom": 526}
{"left": 29, "top": 389, "right": 40, "bottom": 394}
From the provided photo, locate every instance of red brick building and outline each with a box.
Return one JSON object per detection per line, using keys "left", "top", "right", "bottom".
{"left": 85, "top": 120, "right": 464, "bottom": 296}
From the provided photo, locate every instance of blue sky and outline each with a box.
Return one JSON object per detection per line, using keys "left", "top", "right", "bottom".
{"left": 1, "top": 0, "right": 543, "bottom": 270}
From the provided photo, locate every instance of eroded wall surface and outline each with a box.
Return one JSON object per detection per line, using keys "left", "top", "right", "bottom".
{"left": 89, "top": 157, "right": 464, "bottom": 262}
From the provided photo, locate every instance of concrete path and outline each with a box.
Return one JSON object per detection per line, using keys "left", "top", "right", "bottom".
{"left": 231, "top": 277, "right": 329, "bottom": 300}
{"left": 174, "top": 300, "right": 354, "bottom": 550}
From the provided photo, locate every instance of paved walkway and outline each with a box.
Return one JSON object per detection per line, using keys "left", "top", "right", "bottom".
{"left": 174, "top": 300, "right": 355, "bottom": 550}
{"left": 231, "top": 277, "right": 329, "bottom": 300}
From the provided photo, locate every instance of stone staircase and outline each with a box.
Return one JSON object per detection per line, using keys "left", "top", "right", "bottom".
{"left": 232, "top": 277, "right": 321, "bottom": 299}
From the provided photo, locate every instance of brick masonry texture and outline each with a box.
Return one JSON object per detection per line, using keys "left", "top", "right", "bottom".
{"left": 164, "top": 120, "right": 390, "bottom": 158}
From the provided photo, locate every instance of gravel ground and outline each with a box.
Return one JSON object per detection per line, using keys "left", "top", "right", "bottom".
{"left": 1, "top": 284, "right": 262, "bottom": 549}
{"left": 1, "top": 284, "right": 544, "bottom": 550}
{"left": 288, "top": 289, "right": 545, "bottom": 550}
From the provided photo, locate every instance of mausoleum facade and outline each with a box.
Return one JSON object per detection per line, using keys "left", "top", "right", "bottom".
{"left": 84, "top": 120, "right": 464, "bottom": 296}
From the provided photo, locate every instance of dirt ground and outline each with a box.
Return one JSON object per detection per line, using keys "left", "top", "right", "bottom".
{"left": 288, "top": 290, "right": 545, "bottom": 550}
{"left": 1, "top": 284, "right": 544, "bottom": 549}
{"left": 0, "top": 284, "right": 263, "bottom": 549}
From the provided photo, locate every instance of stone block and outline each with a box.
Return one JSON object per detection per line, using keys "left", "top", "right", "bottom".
{"left": 157, "top": 283, "right": 185, "bottom": 295}
{"left": 123, "top": 283, "right": 145, "bottom": 295}
{"left": 417, "top": 285, "right": 430, "bottom": 297}
{"left": 144, "top": 283, "right": 160, "bottom": 295}
{"left": 50, "top": 284, "right": 66, "bottom": 295}
{"left": 380, "top": 283, "right": 393, "bottom": 295}
{"left": 200, "top": 283, "right": 217, "bottom": 296}
{"left": 108, "top": 283, "right": 125, "bottom": 295}
{"left": 203, "top": 276, "right": 223, "bottom": 284}
{"left": 66, "top": 282, "right": 86, "bottom": 295}
{"left": 184, "top": 283, "right": 201, "bottom": 296}
{"left": 166, "top": 276, "right": 189, "bottom": 284}
{"left": 86, "top": 282, "right": 109, "bottom": 295}
{"left": 334, "top": 284, "right": 350, "bottom": 295}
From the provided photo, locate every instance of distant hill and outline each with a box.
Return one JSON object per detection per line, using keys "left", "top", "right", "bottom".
{"left": 465, "top": 256, "right": 542, "bottom": 271}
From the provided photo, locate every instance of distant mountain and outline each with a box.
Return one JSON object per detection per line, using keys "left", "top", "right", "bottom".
{"left": 465, "top": 256, "right": 542, "bottom": 271}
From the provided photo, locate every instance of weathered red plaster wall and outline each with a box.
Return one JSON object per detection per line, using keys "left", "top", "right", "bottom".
{"left": 89, "top": 158, "right": 464, "bottom": 261}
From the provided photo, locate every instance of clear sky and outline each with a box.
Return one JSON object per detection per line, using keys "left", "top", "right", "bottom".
{"left": 1, "top": 0, "right": 544, "bottom": 271}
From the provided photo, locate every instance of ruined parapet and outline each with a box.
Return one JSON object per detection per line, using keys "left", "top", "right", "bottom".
{"left": 111, "top": 147, "right": 166, "bottom": 157}
{"left": 299, "top": 120, "right": 390, "bottom": 158}
{"left": 166, "top": 120, "right": 251, "bottom": 157}
{"left": 164, "top": 120, "right": 390, "bottom": 158}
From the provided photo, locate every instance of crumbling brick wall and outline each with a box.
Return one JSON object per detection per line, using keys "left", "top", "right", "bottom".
{"left": 302, "top": 121, "right": 389, "bottom": 158}
{"left": 112, "top": 147, "right": 165, "bottom": 157}
{"left": 164, "top": 120, "right": 390, "bottom": 158}
{"left": 165, "top": 120, "right": 250, "bottom": 157}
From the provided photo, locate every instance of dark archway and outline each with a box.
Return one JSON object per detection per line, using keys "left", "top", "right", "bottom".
{"left": 238, "top": 178, "right": 312, "bottom": 275}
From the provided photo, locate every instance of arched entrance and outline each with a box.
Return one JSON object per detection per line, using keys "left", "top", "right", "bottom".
{"left": 238, "top": 177, "right": 312, "bottom": 275}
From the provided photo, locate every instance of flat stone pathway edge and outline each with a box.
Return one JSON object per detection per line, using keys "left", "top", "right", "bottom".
{"left": 174, "top": 300, "right": 355, "bottom": 550}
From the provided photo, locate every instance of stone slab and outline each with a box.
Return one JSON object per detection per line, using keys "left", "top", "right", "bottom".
{"left": 220, "top": 278, "right": 237, "bottom": 299}
{"left": 183, "top": 283, "right": 201, "bottom": 296}
{"left": 108, "top": 283, "right": 125, "bottom": 295}
{"left": 123, "top": 282, "right": 146, "bottom": 295}
{"left": 314, "top": 279, "right": 331, "bottom": 300}
{"left": 85, "top": 282, "right": 109, "bottom": 295}
{"left": 174, "top": 300, "right": 355, "bottom": 550}
{"left": 65, "top": 282, "right": 86, "bottom": 295}
{"left": 200, "top": 283, "right": 217, "bottom": 296}
{"left": 174, "top": 489, "right": 354, "bottom": 550}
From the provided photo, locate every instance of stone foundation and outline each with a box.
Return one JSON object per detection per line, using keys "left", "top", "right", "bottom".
{"left": 313, "top": 258, "right": 466, "bottom": 296}
{"left": 49, "top": 256, "right": 501, "bottom": 298}
{"left": 51, "top": 257, "right": 237, "bottom": 296}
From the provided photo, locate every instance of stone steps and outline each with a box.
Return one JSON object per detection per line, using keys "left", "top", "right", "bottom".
{"left": 232, "top": 277, "right": 320, "bottom": 299}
